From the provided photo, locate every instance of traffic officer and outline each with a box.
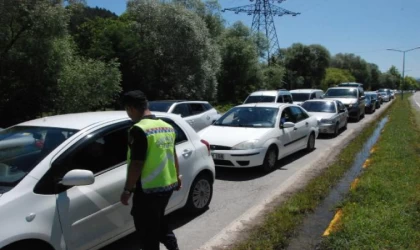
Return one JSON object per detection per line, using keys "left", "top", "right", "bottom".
{"left": 120, "top": 90, "right": 181, "bottom": 250}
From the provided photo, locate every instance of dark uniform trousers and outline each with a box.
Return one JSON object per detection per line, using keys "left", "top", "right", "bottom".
{"left": 131, "top": 188, "right": 179, "bottom": 250}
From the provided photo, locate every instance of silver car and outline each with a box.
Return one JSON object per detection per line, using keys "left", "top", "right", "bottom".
{"left": 148, "top": 100, "right": 221, "bottom": 132}
{"left": 301, "top": 99, "right": 349, "bottom": 137}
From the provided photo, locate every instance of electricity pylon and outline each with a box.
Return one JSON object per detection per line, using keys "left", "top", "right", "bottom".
{"left": 222, "top": 0, "right": 300, "bottom": 62}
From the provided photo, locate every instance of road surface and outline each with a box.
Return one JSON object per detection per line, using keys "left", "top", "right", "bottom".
{"left": 103, "top": 100, "right": 393, "bottom": 250}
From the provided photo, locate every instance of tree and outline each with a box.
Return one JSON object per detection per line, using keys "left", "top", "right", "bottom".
{"left": 217, "top": 21, "right": 263, "bottom": 103}
{"left": 51, "top": 37, "right": 122, "bottom": 114}
{"left": 331, "top": 53, "right": 371, "bottom": 86}
{"left": 0, "top": 0, "right": 68, "bottom": 127}
{"left": 368, "top": 63, "right": 382, "bottom": 90}
{"left": 321, "top": 68, "right": 356, "bottom": 90}
{"left": 261, "top": 64, "right": 285, "bottom": 90}
{"left": 281, "top": 43, "right": 330, "bottom": 89}
{"left": 403, "top": 76, "right": 418, "bottom": 90}
{"left": 125, "top": 0, "right": 221, "bottom": 101}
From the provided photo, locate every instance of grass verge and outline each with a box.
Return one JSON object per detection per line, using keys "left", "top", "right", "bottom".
{"left": 231, "top": 103, "right": 393, "bottom": 250}
{"left": 320, "top": 97, "right": 420, "bottom": 249}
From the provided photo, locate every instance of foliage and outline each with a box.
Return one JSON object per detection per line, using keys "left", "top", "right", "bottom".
{"left": 217, "top": 21, "right": 263, "bottom": 103}
{"left": 331, "top": 53, "right": 371, "bottom": 88}
{"left": 52, "top": 37, "right": 122, "bottom": 114}
{"left": 124, "top": 0, "right": 221, "bottom": 101}
{"left": 321, "top": 68, "right": 356, "bottom": 90}
{"left": 281, "top": 43, "right": 331, "bottom": 89}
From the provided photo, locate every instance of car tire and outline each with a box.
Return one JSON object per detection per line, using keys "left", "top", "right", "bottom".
{"left": 262, "top": 146, "right": 278, "bottom": 173}
{"left": 185, "top": 173, "right": 213, "bottom": 214}
{"left": 333, "top": 123, "right": 339, "bottom": 137}
{"left": 355, "top": 111, "right": 360, "bottom": 122}
{"left": 306, "top": 133, "right": 315, "bottom": 152}
{"left": 343, "top": 119, "right": 348, "bottom": 130}
{"left": 2, "top": 241, "right": 53, "bottom": 250}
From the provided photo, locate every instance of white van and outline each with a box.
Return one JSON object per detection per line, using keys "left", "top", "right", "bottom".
{"left": 290, "top": 89, "right": 324, "bottom": 105}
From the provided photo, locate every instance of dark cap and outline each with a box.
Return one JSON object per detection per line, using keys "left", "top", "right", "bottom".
{"left": 121, "top": 90, "right": 148, "bottom": 110}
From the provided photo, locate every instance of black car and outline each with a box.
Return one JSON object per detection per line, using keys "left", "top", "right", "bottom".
{"left": 364, "top": 93, "right": 377, "bottom": 113}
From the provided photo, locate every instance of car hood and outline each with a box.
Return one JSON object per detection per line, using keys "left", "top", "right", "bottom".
{"left": 323, "top": 97, "right": 356, "bottom": 105}
{"left": 198, "top": 126, "right": 271, "bottom": 147}
{"left": 308, "top": 112, "right": 335, "bottom": 120}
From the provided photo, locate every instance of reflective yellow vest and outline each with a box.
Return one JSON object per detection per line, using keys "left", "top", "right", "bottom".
{"left": 127, "top": 119, "right": 178, "bottom": 193}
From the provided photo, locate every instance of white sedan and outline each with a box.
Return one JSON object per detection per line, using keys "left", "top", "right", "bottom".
{"left": 198, "top": 103, "right": 319, "bottom": 172}
{"left": 0, "top": 112, "right": 215, "bottom": 250}
{"left": 301, "top": 99, "right": 348, "bottom": 137}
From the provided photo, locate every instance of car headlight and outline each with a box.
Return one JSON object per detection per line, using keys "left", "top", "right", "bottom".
{"left": 320, "top": 119, "right": 334, "bottom": 124}
{"left": 232, "top": 139, "right": 260, "bottom": 150}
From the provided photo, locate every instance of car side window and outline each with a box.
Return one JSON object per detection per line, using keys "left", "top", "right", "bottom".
{"left": 189, "top": 103, "right": 205, "bottom": 115}
{"left": 276, "top": 95, "right": 284, "bottom": 103}
{"left": 280, "top": 107, "right": 296, "bottom": 123}
{"left": 310, "top": 93, "right": 316, "bottom": 99}
{"left": 160, "top": 118, "right": 188, "bottom": 145}
{"left": 290, "top": 106, "right": 308, "bottom": 122}
{"left": 283, "top": 94, "right": 293, "bottom": 103}
{"left": 203, "top": 103, "right": 213, "bottom": 111}
{"left": 56, "top": 126, "right": 130, "bottom": 175}
{"left": 172, "top": 103, "right": 191, "bottom": 117}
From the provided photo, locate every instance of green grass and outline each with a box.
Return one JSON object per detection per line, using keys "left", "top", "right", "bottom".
{"left": 321, "top": 97, "right": 420, "bottom": 250}
{"left": 232, "top": 101, "right": 394, "bottom": 250}
{"left": 214, "top": 103, "right": 235, "bottom": 113}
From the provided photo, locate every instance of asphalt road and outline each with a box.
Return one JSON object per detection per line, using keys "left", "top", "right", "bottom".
{"left": 103, "top": 100, "right": 393, "bottom": 250}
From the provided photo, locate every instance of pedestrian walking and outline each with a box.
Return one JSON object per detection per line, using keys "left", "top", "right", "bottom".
{"left": 120, "top": 90, "right": 182, "bottom": 250}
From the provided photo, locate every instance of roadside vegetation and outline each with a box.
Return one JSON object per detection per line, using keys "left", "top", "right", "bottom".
{"left": 231, "top": 102, "right": 393, "bottom": 249}
{"left": 320, "top": 96, "right": 420, "bottom": 249}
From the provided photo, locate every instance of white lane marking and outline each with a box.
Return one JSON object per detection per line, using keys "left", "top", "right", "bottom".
{"left": 416, "top": 101, "right": 420, "bottom": 108}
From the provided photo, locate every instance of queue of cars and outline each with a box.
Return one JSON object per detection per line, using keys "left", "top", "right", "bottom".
{"left": 0, "top": 82, "right": 394, "bottom": 250}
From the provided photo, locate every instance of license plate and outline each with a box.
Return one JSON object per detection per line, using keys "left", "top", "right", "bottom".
{"left": 211, "top": 153, "right": 224, "bottom": 160}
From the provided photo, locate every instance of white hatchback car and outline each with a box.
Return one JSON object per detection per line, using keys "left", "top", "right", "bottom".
{"left": 198, "top": 103, "right": 319, "bottom": 172}
{"left": 0, "top": 112, "right": 215, "bottom": 250}
{"left": 148, "top": 100, "right": 221, "bottom": 132}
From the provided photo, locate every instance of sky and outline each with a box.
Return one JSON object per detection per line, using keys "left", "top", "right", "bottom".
{"left": 86, "top": 0, "right": 420, "bottom": 78}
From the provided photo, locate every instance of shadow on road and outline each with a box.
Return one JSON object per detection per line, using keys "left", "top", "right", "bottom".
{"left": 101, "top": 209, "right": 207, "bottom": 250}
{"left": 216, "top": 148, "right": 314, "bottom": 182}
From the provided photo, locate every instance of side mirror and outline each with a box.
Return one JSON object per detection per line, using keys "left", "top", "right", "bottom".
{"left": 281, "top": 122, "right": 295, "bottom": 129}
{"left": 60, "top": 169, "right": 94, "bottom": 186}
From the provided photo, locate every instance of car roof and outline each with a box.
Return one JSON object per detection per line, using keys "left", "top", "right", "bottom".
{"left": 290, "top": 89, "right": 323, "bottom": 93}
{"left": 249, "top": 90, "right": 291, "bottom": 96}
{"left": 236, "top": 103, "right": 291, "bottom": 109}
{"left": 327, "top": 87, "right": 358, "bottom": 90}
{"left": 150, "top": 100, "right": 209, "bottom": 104}
{"left": 15, "top": 111, "right": 180, "bottom": 130}
{"left": 303, "top": 99, "right": 337, "bottom": 103}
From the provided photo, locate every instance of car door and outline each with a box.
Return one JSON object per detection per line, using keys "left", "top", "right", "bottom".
{"left": 289, "top": 106, "right": 311, "bottom": 150}
{"left": 187, "top": 103, "right": 208, "bottom": 131}
{"left": 160, "top": 118, "right": 195, "bottom": 210}
{"left": 336, "top": 101, "right": 347, "bottom": 126}
{"left": 54, "top": 123, "right": 133, "bottom": 250}
{"left": 279, "top": 107, "right": 297, "bottom": 155}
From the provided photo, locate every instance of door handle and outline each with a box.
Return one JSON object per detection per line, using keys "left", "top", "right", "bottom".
{"left": 305, "top": 122, "right": 309, "bottom": 126}
{"left": 294, "top": 127, "right": 298, "bottom": 130}
{"left": 182, "top": 149, "right": 193, "bottom": 157}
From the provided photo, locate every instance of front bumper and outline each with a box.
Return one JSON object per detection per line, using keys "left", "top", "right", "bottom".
{"left": 210, "top": 148, "right": 267, "bottom": 168}
{"left": 319, "top": 123, "right": 335, "bottom": 134}
{"left": 345, "top": 105, "right": 359, "bottom": 118}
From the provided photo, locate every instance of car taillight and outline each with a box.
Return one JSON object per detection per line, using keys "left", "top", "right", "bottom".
{"left": 201, "top": 139, "right": 210, "bottom": 156}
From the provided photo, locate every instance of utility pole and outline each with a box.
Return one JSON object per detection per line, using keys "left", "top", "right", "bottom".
{"left": 222, "top": 0, "right": 300, "bottom": 64}
{"left": 387, "top": 46, "right": 420, "bottom": 100}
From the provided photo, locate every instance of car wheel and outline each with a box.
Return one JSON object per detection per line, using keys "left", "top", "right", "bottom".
{"left": 343, "top": 119, "right": 348, "bottom": 130}
{"left": 262, "top": 146, "right": 278, "bottom": 173}
{"left": 333, "top": 123, "right": 339, "bottom": 137}
{"left": 186, "top": 173, "right": 213, "bottom": 214}
{"left": 355, "top": 111, "right": 360, "bottom": 122}
{"left": 306, "top": 133, "right": 315, "bottom": 152}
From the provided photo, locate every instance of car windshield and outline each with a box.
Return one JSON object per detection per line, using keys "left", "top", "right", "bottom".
{"left": 214, "top": 107, "right": 279, "bottom": 128}
{"left": 148, "top": 102, "right": 174, "bottom": 112}
{"left": 291, "top": 93, "right": 310, "bottom": 102}
{"left": 301, "top": 101, "right": 336, "bottom": 113}
{"left": 324, "top": 88, "right": 358, "bottom": 98}
{"left": 0, "top": 126, "right": 78, "bottom": 189}
{"left": 244, "top": 95, "right": 276, "bottom": 104}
